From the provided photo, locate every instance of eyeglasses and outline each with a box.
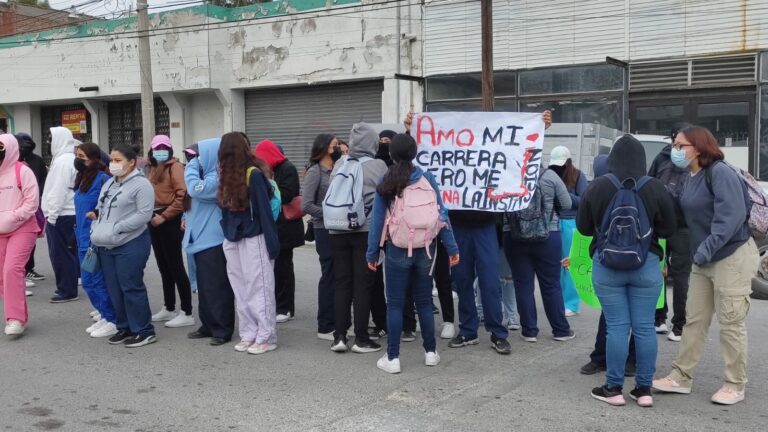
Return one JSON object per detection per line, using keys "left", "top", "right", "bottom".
{"left": 672, "top": 143, "right": 693, "bottom": 151}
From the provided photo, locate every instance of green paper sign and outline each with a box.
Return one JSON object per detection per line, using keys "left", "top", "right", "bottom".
{"left": 568, "top": 231, "right": 665, "bottom": 309}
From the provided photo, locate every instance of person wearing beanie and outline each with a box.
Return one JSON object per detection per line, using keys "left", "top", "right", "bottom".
{"left": 253, "top": 139, "right": 305, "bottom": 323}
{"left": 547, "top": 146, "right": 588, "bottom": 317}
{"left": 328, "top": 122, "right": 388, "bottom": 354}
{"left": 578, "top": 134, "right": 676, "bottom": 407}
{"left": 146, "top": 135, "right": 195, "bottom": 329}
{"left": 15, "top": 133, "right": 47, "bottom": 284}
{"left": 41, "top": 127, "right": 79, "bottom": 303}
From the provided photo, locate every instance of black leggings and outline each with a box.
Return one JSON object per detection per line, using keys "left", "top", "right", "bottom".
{"left": 149, "top": 215, "right": 192, "bottom": 314}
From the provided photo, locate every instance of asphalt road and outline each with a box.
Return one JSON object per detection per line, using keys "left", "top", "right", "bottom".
{"left": 2, "top": 241, "right": 767, "bottom": 431}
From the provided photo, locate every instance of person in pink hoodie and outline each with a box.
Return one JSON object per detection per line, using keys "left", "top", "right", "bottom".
{"left": 0, "top": 134, "right": 41, "bottom": 336}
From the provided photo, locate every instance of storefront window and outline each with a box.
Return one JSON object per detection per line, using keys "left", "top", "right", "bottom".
{"left": 633, "top": 105, "right": 685, "bottom": 136}
{"left": 761, "top": 51, "right": 768, "bottom": 82}
{"left": 697, "top": 102, "right": 750, "bottom": 147}
{"left": 426, "top": 71, "right": 516, "bottom": 102}
{"left": 520, "top": 96, "right": 623, "bottom": 130}
{"left": 519, "top": 64, "right": 623, "bottom": 96}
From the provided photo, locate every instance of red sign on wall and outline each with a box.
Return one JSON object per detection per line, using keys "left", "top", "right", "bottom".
{"left": 62, "top": 109, "right": 87, "bottom": 135}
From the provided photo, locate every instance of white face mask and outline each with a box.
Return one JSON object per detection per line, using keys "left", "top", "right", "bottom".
{"left": 109, "top": 162, "right": 126, "bottom": 177}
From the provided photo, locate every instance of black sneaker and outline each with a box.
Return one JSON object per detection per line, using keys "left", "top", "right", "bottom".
{"left": 368, "top": 327, "right": 387, "bottom": 341}
{"left": 124, "top": 334, "right": 157, "bottom": 348}
{"left": 449, "top": 334, "right": 479, "bottom": 348}
{"left": 351, "top": 339, "right": 382, "bottom": 353}
{"left": 26, "top": 270, "right": 45, "bottom": 281}
{"left": 629, "top": 386, "right": 654, "bottom": 407}
{"left": 591, "top": 385, "right": 626, "bottom": 406}
{"left": 108, "top": 330, "right": 133, "bottom": 345}
{"left": 330, "top": 335, "right": 348, "bottom": 353}
{"left": 402, "top": 331, "right": 417, "bottom": 342}
{"left": 580, "top": 361, "right": 606, "bottom": 375}
{"left": 50, "top": 295, "right": 79, "bottom": 304}
{"left": 624, "top": 362, "right": 637, "bottom": 377}
{"left": 491, "top": 334, "right": 511, "bottom": 355}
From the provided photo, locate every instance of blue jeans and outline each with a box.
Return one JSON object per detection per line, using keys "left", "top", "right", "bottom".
{"left": 453, "top": 225, "right": 507, "bottom": 340}
{"left": 593, "top": 253, "right": 662, "bottom": 388}
{"left": 314, "top": 227, "right": 335, "bottom": 334}
{"left": 499, "top": 249, "right": 518, "bottom": 325}
{"left": 559, "top": 219, "right": 580, "bottom": 313}
{"left": 98, "top": 230, "right": 155, "bottom": 337}
{"left": 46, "top": 215, "right": 79, "bottom": 298}
{"left": 384, "top": 243, "right": 436, "bottom": 359}
{"left": 504, "top": 232, "right": 571, "bottom": 338}
{"left": 78, "top": 248, "right": 116, "bottom": 323}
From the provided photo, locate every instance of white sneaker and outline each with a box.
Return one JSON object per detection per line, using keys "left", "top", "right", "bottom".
{"left": 440, "top": 322, "right": 456, "bottom": 339}
{"left": 317, "top": 331, "right": 334, "bottom": 341}
{"left": 432, "top": 287, "right": 438, "bottom": 297}
{"left": 92, "top": 313, "right": 101, "bottom": 322}
{"left": 25, "top": 279, "right": 35, "bottom": 288}
{"left": 78, "top": 278, "right": 82, "bottom": 286}
{"left": 234, "top": 340, "right": 254, "bottom": 352}
{"left": 655, "top": 323, "right": 669, "bottom": 334}
{"left": 86, "top": 319, "right": 107, "bottom": 334}
{"left": 506, "top": 320, "right": 521, "bottom": 331}
{"left": 565, "top": 309, "right": 578, "bottom": 317}
{"left": 90, "top": 322, "right": 118, "bottom": 338}
{"left": 377, "top": 355, "right": 401, "bottom": 374}
{"left": 425, "top": 351, "right": 441, "bottom": 366}
{"left": 247, "top": 343, "right": 277, "bottom": 355}
{"left": 667, "top": 331, "right": 682, "bottom": 342}
{"left": 165, "top": 313, "right": 195, "bottom": 328}
{"left": 25, "top": 290, "right": 33, "bottom": 297}
{"left": 151, "top": 308, "right": 177, "bottom": 322}
{"left": 4, "top": 320, "right": 24, "bottom": 336}
{"left": 276, "top": 312, "right": 294, "bottom": 323}
{"left": 89, "top": 310, "right": 99, "bottom": 318}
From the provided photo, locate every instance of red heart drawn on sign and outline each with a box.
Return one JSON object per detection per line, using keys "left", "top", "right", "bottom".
{"left": 526, "top": 133, "right": 539, "bottom": 142}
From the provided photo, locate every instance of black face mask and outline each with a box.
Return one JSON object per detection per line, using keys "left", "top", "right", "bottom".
{"left": 74, "top": 158, "right": 87, "bottom": 172}
{"left": 331, "top": 147, "right": 342, "bottom": 162}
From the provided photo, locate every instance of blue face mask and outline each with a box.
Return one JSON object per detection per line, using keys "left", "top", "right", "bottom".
{"left": 670, "top": 147, "right": 691, "bottom": 169}
{"left": 154, "top": 150, "right": 170, "bottom": 163}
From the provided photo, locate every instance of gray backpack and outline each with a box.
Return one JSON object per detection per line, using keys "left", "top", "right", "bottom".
{"left": 322, "top": 156, "right": 372, "bottom": 231}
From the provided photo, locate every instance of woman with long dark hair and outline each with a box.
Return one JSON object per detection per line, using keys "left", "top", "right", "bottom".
{"left": 74, "top": 143, "right": 117, "bottom": 338}
{"left": 548, "top": 146, "right": 588, "bottom": 316}
{"left": 146, "top": 135, "right": 194, "bottom": 329}
{"left": 218, "top": 132, "right": 280, "bottom": 355}
{"left": 366, "top": 134, "right": 460, "bottom": 374}
{"left": 301, "top": 133, "right": 341, "bottom": 340}
{"left": 654, "top": 126, "right": 758, "bottom": 405}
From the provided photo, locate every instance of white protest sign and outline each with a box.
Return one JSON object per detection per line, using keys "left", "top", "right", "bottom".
{"left": 413, "top": 112, "right": 546, "bottom": 212}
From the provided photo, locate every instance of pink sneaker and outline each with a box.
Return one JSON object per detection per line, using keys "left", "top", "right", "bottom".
{"left": 591, "top": 385, "right": 626, "bottom": 406}
{"left": 652, "top": 376, "right": 691, "bottom": 394}
{"left": 711, "top": 386, "right": 745, "bottom": 405}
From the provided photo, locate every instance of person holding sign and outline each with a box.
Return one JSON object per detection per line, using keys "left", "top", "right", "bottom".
{"left": 577, "top": 135, "right": 676, "bottom": 407}
{"left": 653, "top": 126, "right": 758, "bottom": 405}
{"left": 366, "top": 134, "right": 460, "bottom": 374}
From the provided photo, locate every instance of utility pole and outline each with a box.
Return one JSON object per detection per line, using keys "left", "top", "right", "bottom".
{"left": 137, "top": 0, "right": 155, "bottom": 155}
{"left": 480, "top": 0, "right": 494, "bottom": 112}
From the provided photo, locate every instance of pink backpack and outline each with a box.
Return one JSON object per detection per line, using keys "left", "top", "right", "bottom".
{"left": 380, "top": 176, "right": 444, "bottom": 257}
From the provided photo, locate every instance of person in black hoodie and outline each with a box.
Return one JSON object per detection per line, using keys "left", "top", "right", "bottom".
{"left": 15, "top": 133, "right": 47, "bottom": 282}
{"left": 577, "top": 135, "right": 676, "bottom": 407}
{"left": 647, "top": 125, "right": 692, "bottom": 341}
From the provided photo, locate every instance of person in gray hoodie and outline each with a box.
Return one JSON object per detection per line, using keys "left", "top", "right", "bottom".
{"left": 42, "top": 127, "right": 79, "bottom": 303}
{"left": 89, "top": 144, "right": 157, "bottom": 348}
{"left": 328, "top": 123, "right": 388, "bottom": 354}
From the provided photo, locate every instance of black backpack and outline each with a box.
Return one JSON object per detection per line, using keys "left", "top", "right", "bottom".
{"left": 506, "top": 170, "right": 550, "bottom": 242}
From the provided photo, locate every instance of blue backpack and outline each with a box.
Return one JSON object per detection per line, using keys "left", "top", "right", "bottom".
{"left": 596, "top": 174, "right": 653, "bottom": 270}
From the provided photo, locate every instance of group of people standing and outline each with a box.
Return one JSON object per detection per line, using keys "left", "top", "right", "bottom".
{"left": 0, "top": 115, "right": 757, "bottom": 405}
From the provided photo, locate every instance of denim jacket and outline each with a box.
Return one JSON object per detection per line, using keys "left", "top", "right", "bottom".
{"left": 366, "top": 166, "right": 459, "bottom": 263}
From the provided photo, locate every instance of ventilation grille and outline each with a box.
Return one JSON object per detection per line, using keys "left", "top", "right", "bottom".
{"left": 630, "top": 55, "right": 756, "bottom": 90}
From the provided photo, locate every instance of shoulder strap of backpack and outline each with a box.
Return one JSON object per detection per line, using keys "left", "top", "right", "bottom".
{"left": 635, "top": 176, "right": 653, "bottom": 191}
{"left": 246, "top": 166, "right": 257, "bottom": 187}
{"left": 604, "top": 173, "right": 622, "bottom": 190}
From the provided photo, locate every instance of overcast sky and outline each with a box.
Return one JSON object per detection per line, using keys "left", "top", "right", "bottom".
{"left": 45, "top": 0, "right": 199, "bottom": 20}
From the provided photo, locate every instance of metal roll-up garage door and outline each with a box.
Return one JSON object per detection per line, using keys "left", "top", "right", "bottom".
{"left": 244, "top": 80, "right": 383, "bottom": 172}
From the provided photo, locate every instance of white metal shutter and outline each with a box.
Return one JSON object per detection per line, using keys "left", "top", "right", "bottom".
{"left": 244, "top": 80, "right": 383, "bottom": 173}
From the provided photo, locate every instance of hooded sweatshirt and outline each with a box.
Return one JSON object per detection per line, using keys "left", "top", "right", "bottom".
{"left": 593, "top": 154, "right": 609, "bottom": 178}
{"left": 576, "top": 134, "right": 677, "bottom": 259}
{"left": 0, "top": 134, "right": 40, "bottom": 235}
{"left": 148, "top": 157, "right": 186, "bottom": 220}
{"left": 89, "top": 168, "right": 155, "bottom": 249}
{"left": 16, "top": 133, "right": 47, "bottom": 196}
{"left": 330, "top": 123, "right": 388, "bottom": 234}
{"left": 648, "top": 144, "right": 689, "bottom": 228}
{"left": 74, "top": 171, "right": 110, "bottom": 251}
{"left": 184, "top": 138, "right": 226, "bottom": 256}
{"left": 41, "top": 127, "right": 77, "bottom": 224}
{"left": 254, "top": 139, "right": 304, "bottom": 249}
